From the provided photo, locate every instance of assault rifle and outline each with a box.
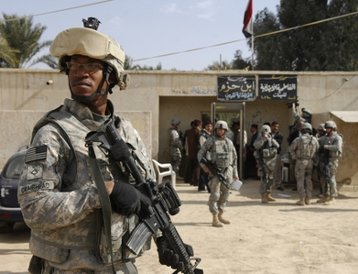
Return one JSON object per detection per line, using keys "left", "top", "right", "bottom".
{"left": 85, "top": 118, "right": 203, "bottom": 274}
{"left": 200, "top": 158, "right": 242, "bottom": 191}
{"left": 199, "top": 157, "right": 230, "bottom": 189}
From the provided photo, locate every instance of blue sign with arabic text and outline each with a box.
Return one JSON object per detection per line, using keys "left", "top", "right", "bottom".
{"left": 259, "top": 75, "right": 297, "bottom": 100}
{"left": 217, "top": 76, "right": 256, "bottom": 101}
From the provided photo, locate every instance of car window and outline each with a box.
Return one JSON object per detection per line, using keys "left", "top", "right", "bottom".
{"left": 4, "top": 155, "right": 25, "bottom": 179}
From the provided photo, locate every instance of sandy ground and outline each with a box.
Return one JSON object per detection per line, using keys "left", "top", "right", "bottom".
{"left": 1, "top": 179, "right": 358, "bottom": 274}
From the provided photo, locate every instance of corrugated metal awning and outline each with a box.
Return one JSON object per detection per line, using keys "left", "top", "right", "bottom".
{"left": 330, "top": 111, "right": 358, "bottom": 123}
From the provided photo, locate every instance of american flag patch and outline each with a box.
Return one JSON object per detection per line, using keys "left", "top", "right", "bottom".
{"left": 25, "top": 145, "right": 48, "bottom": 163}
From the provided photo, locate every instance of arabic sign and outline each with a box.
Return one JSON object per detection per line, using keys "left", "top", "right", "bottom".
{"left": 217, "top": 76, "right": 256, "bottom": 101}
{"left": 259, "top": 75, "right": 297, "bottom": 100}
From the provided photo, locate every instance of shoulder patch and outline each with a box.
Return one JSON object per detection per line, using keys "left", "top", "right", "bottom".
{"left": 26, "top": 165, "right": 44, "bottom": 180}
{"left": 25, "top": 145, "right": 48, "bottom": 163}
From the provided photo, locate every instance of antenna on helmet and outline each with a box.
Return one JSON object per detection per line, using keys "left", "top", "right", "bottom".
{"left": 82, "top": 17, "right": 101, "bottom": 30}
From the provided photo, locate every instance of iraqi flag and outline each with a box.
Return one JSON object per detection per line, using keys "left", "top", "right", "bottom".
{"left": 242, "top": 0, "right": 253, "bottom": 38}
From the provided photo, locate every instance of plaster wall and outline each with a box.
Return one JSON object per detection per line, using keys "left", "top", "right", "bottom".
{"left": 0, "top": 69, "right": 357, "bottom": 191}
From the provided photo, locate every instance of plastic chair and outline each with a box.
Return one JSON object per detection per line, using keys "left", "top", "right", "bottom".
{"left": 152, "top": 159, "right": 176, "bottom": 189}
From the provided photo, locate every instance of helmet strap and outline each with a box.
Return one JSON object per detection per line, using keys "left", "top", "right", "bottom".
{"left": 95, "top": 64, "right": 112, "bottom": 96}
{"left": 102, "top": 64, "right": 116, "bottom": 94}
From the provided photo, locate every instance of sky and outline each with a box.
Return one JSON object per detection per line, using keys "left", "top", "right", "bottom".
{"left": 1, "top": 0, "right": 280, "bottom": 70}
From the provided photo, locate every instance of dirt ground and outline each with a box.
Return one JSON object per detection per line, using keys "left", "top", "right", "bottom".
{"left": 1, "top": 179, "right": 358, "bottom": 274}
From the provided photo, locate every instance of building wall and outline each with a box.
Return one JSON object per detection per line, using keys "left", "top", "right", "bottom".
{"left": 0, "top": 69, "right": 357, "bottom": 191}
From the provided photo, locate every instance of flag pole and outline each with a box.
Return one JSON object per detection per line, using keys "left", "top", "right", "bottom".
{"left": 251, "top": 0, "right": 254, "bottom": 69}
{"left": 251, "top": 36, "right": 254, "bottom": 69}
{"left": 242, "top": 0, "right": 254, "bottom": 69}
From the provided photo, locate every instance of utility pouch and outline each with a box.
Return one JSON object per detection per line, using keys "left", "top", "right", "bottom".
{"left": 28, "top": 255, "right": 44, "bottom": 274}
{"left": 262, "top": 148, "right": 277, "bottom": 159}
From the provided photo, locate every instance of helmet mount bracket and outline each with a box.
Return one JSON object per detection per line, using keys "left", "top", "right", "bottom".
{"left": 82, "top": 17, "right": 101, "bottom": 30}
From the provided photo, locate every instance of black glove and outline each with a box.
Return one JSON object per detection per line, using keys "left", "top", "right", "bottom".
{"left": 110, "top": 182, "right": 152, "bottom": 218}
{"left": 108, "top": 140, "right": 131, "bottom": 162}
{"left": 156, "top": 236, "right": 194, "bottom": 271}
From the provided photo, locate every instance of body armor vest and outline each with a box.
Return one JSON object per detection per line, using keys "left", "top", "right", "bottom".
{"left": 296, "top": 135, "right": 316, "bottom": 160}
{"left": 29, "top": 106, "right": 142, "bottom": 264}
{"left": 211, "top": 137, "right": 232, "bottom": 170}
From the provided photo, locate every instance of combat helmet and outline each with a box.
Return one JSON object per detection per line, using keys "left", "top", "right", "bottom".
{"left": 50, "top": 17, "right": 128, "bottom": 93}
{"left": 301, "top": 122, "right": 312, "bottom": 132}
{"left": 171, "top": 117, "right": 181, "bottom": 126}
{"left": 214, "top": 120, "right": 229, "bottom": 131}
{"left": 318, "top": 123, "right": 325, "bottom": 131}
{"left": 324, "top": 120, "right": 337, "bottom": 129}
{"left": 301, "top": 108, "right": 312, "bottom": 119}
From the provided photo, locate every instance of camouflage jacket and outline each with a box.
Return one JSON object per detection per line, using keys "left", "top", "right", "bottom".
{"left": 18, "top": 98, "right": 155, "bottom": 271}
{"left": 289, "top": 133, "right": 319, "bottom": 161}
{"left": 197, "top": 135, "right": 238, "bottom": 179}
{"left": 320, "top": 132, "right": 343, "bottom": 160}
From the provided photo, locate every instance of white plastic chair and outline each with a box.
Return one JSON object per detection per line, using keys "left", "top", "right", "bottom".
{"left": 152, "top": 159, "right": 176, "bottom": 189}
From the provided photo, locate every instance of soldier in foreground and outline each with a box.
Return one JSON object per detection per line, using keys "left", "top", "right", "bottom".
{"left": 197, "top": 120, "right": 239, "bottom": 227}
{"left": 18, "top": 18, "right": 199, "bottom": 274}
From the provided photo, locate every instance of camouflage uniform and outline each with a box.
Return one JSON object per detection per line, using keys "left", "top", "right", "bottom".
{"left": 18, "top": 99, "right": 155, "bottom": 273}
{"left": 289, "top": 132, "right": 319, "bottom": 201}
{"left": 197, "top": 134, "right": 238, "bottom": 215}
{"left": 319, "top": 131, "right": 343, "bottom": 198}
{"left": 254, "top": 129, "right": 280, "bottom": 198}
{"left": 168, "top": 127, "right": 183, "bottom": 173}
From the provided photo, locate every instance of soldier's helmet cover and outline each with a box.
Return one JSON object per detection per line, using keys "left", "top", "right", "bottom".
{"left": 324, "top": 120, "right": 337, "bottom": 129}
{"left": 50, "top": 17, "right": 126, "bottom": 89}
{"left": 214, "top": 120, "right": 229, "bottom": 131}
{"left": 301, "top": 122, "right": 313, "bottom": 131}
{"left": 171, "top": 118, "right": 181, "bottom": 126}
{"left": 318, "top": 123, "right": 326, "bottom": 131}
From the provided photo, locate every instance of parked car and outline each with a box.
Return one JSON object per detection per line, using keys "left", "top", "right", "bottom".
{"left": 0, "top": 149, "right": 176, "bottom": 231}
{"left": 0, "top": 150, "right": 26, "bottom": 229}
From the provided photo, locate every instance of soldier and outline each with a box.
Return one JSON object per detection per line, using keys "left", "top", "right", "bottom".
{"left": 254, "top": 125, "right": 280, "bottom": 203}
{"left": 289, "top": 123, "right": 319, "bottom": 205}
{"left": 18, "top": 18, "right": 192, "bottom": 274}
{"left": 317, "top": 120, "right": 343, "bottom": 204}
{"left": 168, "top": 117, "right": 183, "bottom": 174}
{"left": 198, "top": 120, "right": 239, "bottom": 227}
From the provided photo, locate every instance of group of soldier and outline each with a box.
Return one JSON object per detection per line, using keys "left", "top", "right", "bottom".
{"left": 169, "top": 109, "right": 344, "bottom": 227}
{"left": 248, "top": 104, "right": 344, "bottom": 206}
{"left": 289, "top": 119, "right": 343, "bottom": 205}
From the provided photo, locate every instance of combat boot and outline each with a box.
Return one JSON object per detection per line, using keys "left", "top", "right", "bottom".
{"left": 212, "top": 214, "right": 223, "bottom": 227}
{"left": 316, "top": 195, "right": 327, "bottom": 204}
{"left": 218, "top": 212, "right": 231, "bottom": 224}
{"left": 296, "top": 198, "right": 305, "bottom": 206}
{"left": 267, "top": 193, "right": 276, "bottom": 202}
{"left": 305, "top": 197, "right": 311, "bottom": 205}
{"left": 324, "top": 196, "right": 335, "bottom": 205}
{"left": 261, "top": 193, "right": 269, "bottom": 203}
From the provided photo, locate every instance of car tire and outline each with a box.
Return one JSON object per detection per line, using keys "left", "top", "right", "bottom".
{"left": 0, "top": 222, "right": 15, "bottom": 233}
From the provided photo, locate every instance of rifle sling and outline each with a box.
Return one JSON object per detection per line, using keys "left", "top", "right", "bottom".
{"left": 87, "top": 144, "right": 116, "bottom": 274}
